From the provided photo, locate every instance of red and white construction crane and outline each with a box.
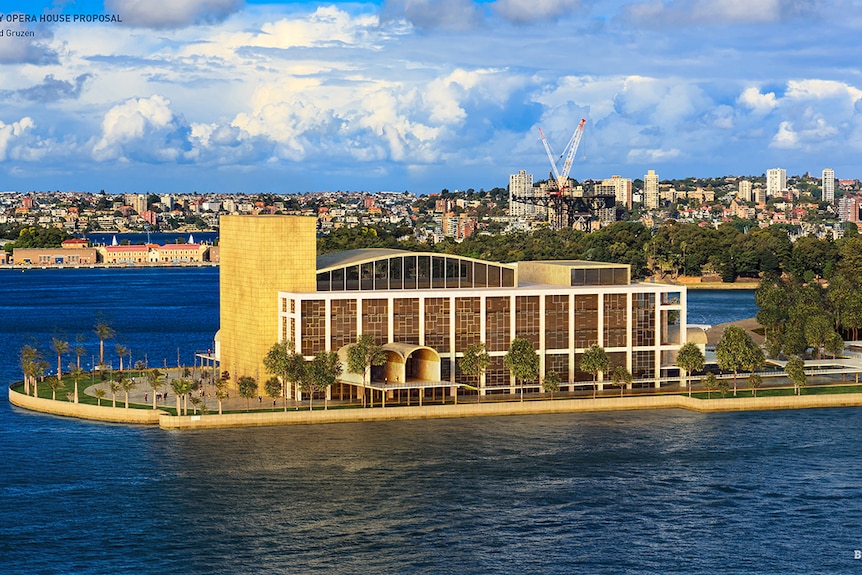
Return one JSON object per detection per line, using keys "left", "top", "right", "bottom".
{"left": 538, "top": 117, "right": 587, "bottom": 195}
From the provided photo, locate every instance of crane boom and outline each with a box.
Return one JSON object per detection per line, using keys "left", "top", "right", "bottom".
{"left": 538, "top": 118, "right": 586, "bottom": 193}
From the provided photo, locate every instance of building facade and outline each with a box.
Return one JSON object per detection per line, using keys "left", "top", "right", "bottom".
{"left": 644, "top": 170, "right": 660, "bottom": 209}
{"left": 215, "top": 216, "right": 690, "bottom": 400}
{"left": 596, "top": 176, "right": 633, "bottom": 210}
{"left": 766, "top": 168, "right": 787, "bottom": 198}
{"left": 822, "top": 168, "right": 835, "bottom": 202}
{"left": 738, "top": 180, "right": 753, "bottom": 203}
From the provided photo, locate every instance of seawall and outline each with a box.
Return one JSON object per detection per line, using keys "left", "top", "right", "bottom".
{"left": 158, "top": 393, "right": 862, "bottom": 430}
{"left": 8, "top": 387, "right": 165, "bottom": 424}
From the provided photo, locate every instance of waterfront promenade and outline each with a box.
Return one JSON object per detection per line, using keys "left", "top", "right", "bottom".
{"left": 10, "top": 371, "right": 862, "bottom": 430}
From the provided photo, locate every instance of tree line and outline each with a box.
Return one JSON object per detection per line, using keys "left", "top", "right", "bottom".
{"left": 318, "top": 220, "right": 859, "bottom": 282}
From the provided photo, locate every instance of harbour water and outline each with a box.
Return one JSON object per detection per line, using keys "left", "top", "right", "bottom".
{"left": 2, "top": 270, "right": 861, "bottom": 574}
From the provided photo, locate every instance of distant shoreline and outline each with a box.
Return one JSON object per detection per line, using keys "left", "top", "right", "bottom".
{"left": 0, "top": 263, "right": 218, "bottom": 271}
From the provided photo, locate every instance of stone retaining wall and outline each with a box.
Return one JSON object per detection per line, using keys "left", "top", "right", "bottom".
{"left": 11, "top": 385, "right": 862, "bottom": 429}
{"left": 158, "top": 393, "right": 862, "bottom": 430}
{"left": 9, "top": 387, "right": 164, "bottom": 424}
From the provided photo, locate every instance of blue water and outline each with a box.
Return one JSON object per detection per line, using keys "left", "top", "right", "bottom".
{"left": 2, "top": 272, "right": 860, "bottom": 574}
{"left": 686, "top": 289, "right": 757, "bottom": 326}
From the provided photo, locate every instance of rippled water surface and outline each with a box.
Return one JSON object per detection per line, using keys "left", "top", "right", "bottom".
{"left": 1, "top": 270, "right": 860, "bottom": 574}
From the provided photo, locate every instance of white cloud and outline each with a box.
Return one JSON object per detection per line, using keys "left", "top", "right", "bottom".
{"left": 738, "top": 87, "right": 778, "bottom": 115}
{"left": 784, "top": 79, "right": 862, "bottom": 102}
{"left": 626, "top": 147, "right": 681, "bottom": 163}
{"left": 105, "top": 0, "right": 244, "bottom": 29}
{"left": 0, "top": 118, "right": 36, "bottom": 161}
{"left": 92, "top": 95, "right": 187, "bottom": 161}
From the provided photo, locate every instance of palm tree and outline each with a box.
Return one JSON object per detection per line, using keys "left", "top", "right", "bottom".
{"left": 115, "top": 344, "right": 129, "bottom": 372}
{"left": 68, "top": 364, "right": 85, "bottom": 403}
{"left": 47, "top": 376, "right": 64, "bottom": 401}
{"left": 108, "top": 378, "right": 121, "bottom": 408}
{"left": 94, "top": 322, "right": 115, "bottom": 365}
{"left": 94, "top": 388, "right": 106, "bottom": 406}
{"left": 51, "top": 337, "right": 69, "bottom": 383}
{"left": 146, "top": 369, "right": 165, "bottom": 410}
{"left": 20, "top": 344, "right": 40, "bottom": 396}
{"left": 119, "top": 373, "right": 136, "bottom": 408}
{"left": 74, "top": 334, "right": 87, "bottom": 370}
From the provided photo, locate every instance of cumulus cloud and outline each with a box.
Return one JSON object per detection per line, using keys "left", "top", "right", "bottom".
{"left": 13, "top": 74, "right": 93, "bottom": 102}
{"left": 737, "top": 87, "right": 779, "bottom": 115}
{"left": 493, "top": 0, "right": 583, "bottom": 24}
{"left": 380, "top": 0, "right": 482, "bottom": 31}
{"left": 0, "top": 118, "right": 36, "bottom": 161}
{"left": 93, "top": 95, "right": 191, "bottom": 162}
{"left": 105, "top": 0, "right": 244, "bottom": 29}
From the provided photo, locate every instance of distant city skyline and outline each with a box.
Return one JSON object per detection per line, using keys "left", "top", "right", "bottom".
{"left": 0, "top": 0, "right": 861, "bottom": 194}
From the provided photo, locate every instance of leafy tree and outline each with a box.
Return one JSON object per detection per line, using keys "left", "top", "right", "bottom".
{"left": 717, "top": 378, "right": 730, "bottom": 398}
{"left": 715, "top": 326, "right": 761, "bottom": 396}
{"left": 610, "top": 365, "right": 632, "bottom": 398}
{"left": 94, "top": 321, "right": 115, "bottom": 365}
{"left": 825, "top": 330, "right": 844, "bottom": 359}
{"left": 543, "top": 370, "right": 561, "bottom": 399}
{"left": 676, "top": 342, "right": 705, "bottom": 398}
{"left": 747, "top": 373, "right": 762, "bottom": 398}
{"left": 307, "top": 351, "right": 342, "bottom": 410}
{"left": 237, "top": 376, "right": 258, "bottom": 411}
{"left": 459, "top": 342, "right": 490, "bottom": 403}
{"left": 347, "top": 335, "right": 386, "bottom": 408}
{"left": 785, "top": 356, "right": 807, "bottom": 395}
{"left": 51, "top": 337, "right": 69, "bottom": 383}
{"left": 504, "top": 337, "right": 539, "bottom": 402}
{"left": 264, "top": 376, "right": 282, "bottom": 411}
{"left": 263, "top": 340, "right": 306, "bottom": 410}
{"left": 702, "top": 373, "right": 718, "bottom": 399}
{"left": 580, "top": 344, "right": 610, "bottom": 399}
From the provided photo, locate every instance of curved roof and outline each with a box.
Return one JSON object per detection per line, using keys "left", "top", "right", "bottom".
{"left": 316, "top": 248, "right": 515, "bottom": 272}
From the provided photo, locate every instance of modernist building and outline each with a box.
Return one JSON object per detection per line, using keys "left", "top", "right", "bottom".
{"left": 644, "top": 170, "right": 660, "bottom": 209}
{"left": 218, "top": 216, "right": 687, "bottom": 402}
{"left": 766, "top": 168, "right": 787, "bottom": 198}
{"left": 822, "top": 168, "right": 835, "bottom": 203}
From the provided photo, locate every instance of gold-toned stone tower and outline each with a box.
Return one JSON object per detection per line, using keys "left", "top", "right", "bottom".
{"left": 219, "top": 215, "right": 317, "bottom": 384}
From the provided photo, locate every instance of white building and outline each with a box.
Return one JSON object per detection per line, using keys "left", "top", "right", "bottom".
{"left": 738, "top": 180, "right": 753, "bottom": 203}
{"left": 822, "top": 168, "right": 835, "bottom": 202}
{"left": 644, "top": 170, "right": 660, "bottom": 209}
{"left": 509, "top": 170, "right": 545, "bottom": 218}
{"left": 766, "top": 168, "right": 787, "bottom": 198}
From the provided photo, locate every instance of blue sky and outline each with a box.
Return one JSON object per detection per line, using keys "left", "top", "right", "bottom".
{"left": 0, "top": 0, "right": 860, "bottom": 194}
